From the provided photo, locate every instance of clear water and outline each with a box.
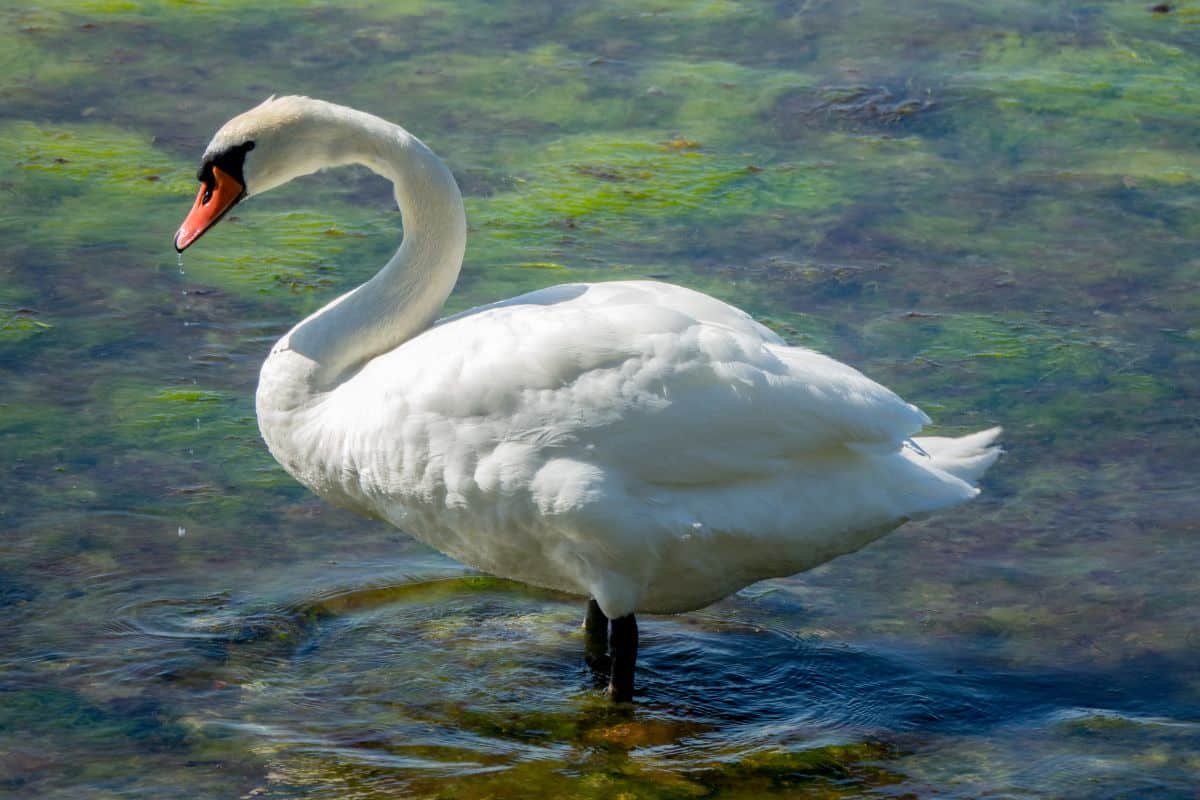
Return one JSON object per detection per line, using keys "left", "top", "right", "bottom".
{"left": 2, "top": 2, "right": 1198, "bottom": 797}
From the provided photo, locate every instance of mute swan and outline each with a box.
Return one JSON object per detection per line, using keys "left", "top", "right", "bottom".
{"left": 174, "top": 97, "right": 1000, "bottom": 702}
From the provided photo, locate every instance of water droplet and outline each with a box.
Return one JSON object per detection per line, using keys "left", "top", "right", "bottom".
{"left": 177, "top": 252, "right": 185, "bottom": 275}
{"left": 177, "top": 526, "right": 186, "bottom": 537}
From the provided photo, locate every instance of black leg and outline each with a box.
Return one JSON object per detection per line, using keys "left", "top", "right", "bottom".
{"left": 608, "top": 614, "right": 638, "bottom": 702}
{"left": 583, "top": 598, "right": 609, "bottom": 670}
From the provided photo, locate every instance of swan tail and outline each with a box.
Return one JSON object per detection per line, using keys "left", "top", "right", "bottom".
{"left": 911, "top": 426, "right": 1003, "bottom": 485}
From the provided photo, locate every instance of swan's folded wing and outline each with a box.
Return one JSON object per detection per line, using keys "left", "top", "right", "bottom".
{"left": 355, "top": 283, "right": 928, "bottom": 486}
{"left": 574, "top": 325, "right": 931, "bottom": 485}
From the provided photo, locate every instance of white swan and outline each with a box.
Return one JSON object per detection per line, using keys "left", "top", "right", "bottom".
{"left": 174, "top": 97, "right": 1000, "bottom": 701}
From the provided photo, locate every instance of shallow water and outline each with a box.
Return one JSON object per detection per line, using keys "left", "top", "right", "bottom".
{"left": 1, "top": 1, "right": 1198, "bottom": 797}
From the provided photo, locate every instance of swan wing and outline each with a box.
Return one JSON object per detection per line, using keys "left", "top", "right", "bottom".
{"left": 351, "top": 280, "right": 928, "bottom": 486}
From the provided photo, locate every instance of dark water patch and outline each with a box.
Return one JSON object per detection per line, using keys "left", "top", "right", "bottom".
{"left": 0, "top": 573, "right": 38, "bottom": 609}
{"left": 0, "top": 686, "right": 267, "bottom": 798}
{"left": 0, "top": 686, "right": 189, "bottom": 754}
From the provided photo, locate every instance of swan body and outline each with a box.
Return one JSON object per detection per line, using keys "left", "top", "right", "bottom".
{"left": 263, "top": 278, "right": 998, "bottom": 617}
{"left": 176, "top": 97, "right": 1000, "bottom": 697}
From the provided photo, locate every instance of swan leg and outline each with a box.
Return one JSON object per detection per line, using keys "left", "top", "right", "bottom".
{"left": 583, "top": 598, "right": 610, "bottom": 672}
{"left": 608, "top": 614, "right": 638, "bottom": 703}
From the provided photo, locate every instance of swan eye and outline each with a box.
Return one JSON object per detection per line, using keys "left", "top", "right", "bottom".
{"left": 212, "top": 140, "right": 255, "bottom": 181}
{"left": 195, "top": 140, "right": 256, "bottom": 197}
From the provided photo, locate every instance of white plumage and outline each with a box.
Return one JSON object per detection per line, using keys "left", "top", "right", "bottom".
{"left": 284, "top": 277, "right": 1000, "bottom": 618}
{"left": 184, "top": 97, "right": 1001, "bottom": 624}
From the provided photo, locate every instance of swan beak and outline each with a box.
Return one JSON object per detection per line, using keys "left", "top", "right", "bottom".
{"left": 174, "top": 164, "right": 245, "bottom": 252}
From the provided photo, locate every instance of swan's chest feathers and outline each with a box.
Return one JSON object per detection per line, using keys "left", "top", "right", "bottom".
{"left": 261, "top": 362, "right": 623, "bottom": 610}
{"left": 256, "top": 330, "right": 607, "bottom": 547}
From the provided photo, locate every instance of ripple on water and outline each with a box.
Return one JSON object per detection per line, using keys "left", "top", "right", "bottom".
{"left": 102, "top": 581, "right": 1018, "bottom": 785}
{"left": 93, "top": 578, "right": 1200, "bottom": 798}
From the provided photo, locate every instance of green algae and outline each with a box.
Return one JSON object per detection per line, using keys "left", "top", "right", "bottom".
{"left": 0, "top": 9, "right": 96, "bottom": 103}
{"left": 0, "top": 121, "right": 186, "bottom": 194}
{"left": 308, "top": 575, "right": 570, "bottom": 617}
{"left": 0, "top": 308, "right": 53, "bottom": 343}
{"left": 638, "top": 58, "right": 813, "bottom": 143}
{"left": 963, "top": 33, "right": 1200, "bottom": 126}
{"left": 268, "top": 742, "right": 909, "bottom": 800}
{"left": 863, "top": 312, "right": 1140, "bottom": 381}
{"left": 395, "top": 46, "right": 640, "bottom": 133}
{"left": 0, "top": 119, "right": 192, "bottom": 280}
{"left": 179, "top": 206, "right": 398, "bottom": 297}
{"left": 463, "top": 131, "right": 854, "bottom": 284}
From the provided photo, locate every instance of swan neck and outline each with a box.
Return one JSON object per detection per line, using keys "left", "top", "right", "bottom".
{"left": 264, "top": 107, "right": 466, "bottom": 405}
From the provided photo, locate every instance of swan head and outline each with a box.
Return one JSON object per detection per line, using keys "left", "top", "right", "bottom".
{"left": 174, "top": 96, "right": 348, "bottom": 252}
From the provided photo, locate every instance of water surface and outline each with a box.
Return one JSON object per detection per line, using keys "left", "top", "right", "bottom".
{"left": 1, "top": 1, "right": 1198, "bottom": 797}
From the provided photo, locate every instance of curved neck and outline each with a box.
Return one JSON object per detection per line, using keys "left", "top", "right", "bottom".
{"left": 262, "top": 107, "right": 466, "bottom": 407}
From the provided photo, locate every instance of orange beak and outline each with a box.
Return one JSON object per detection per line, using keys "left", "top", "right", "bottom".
{"left": 174, "top": 164, "right": 245, "bottom": 252}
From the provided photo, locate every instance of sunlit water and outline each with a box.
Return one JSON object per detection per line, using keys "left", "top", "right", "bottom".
{"left": 2, "top": 1, "right": 1198, "bottom": 798}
